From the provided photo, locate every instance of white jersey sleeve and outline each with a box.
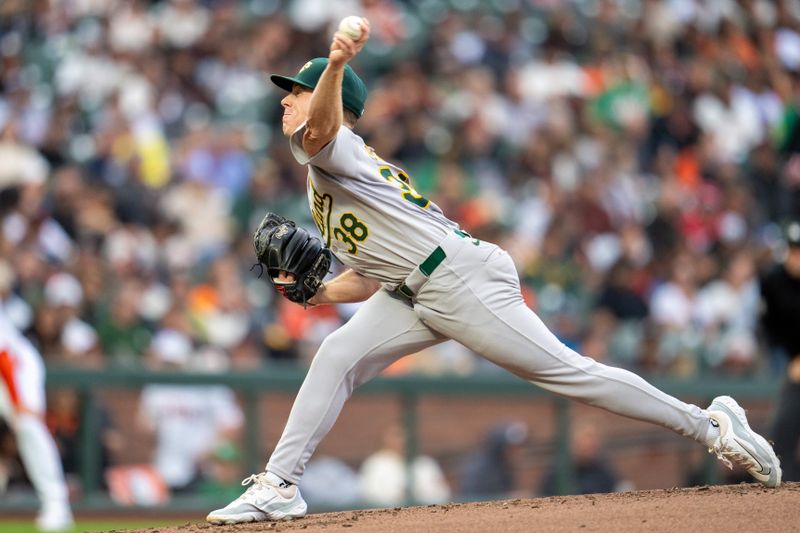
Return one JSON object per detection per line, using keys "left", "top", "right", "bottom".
{"left": 288, "top": 123, "right": 459, "bottom": 284}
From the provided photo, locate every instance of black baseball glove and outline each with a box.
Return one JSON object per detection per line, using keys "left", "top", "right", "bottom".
{"left": 253, "top": 213, "right": 331, "bottom": 307}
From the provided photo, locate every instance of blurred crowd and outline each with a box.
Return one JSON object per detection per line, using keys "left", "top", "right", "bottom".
{"left": 2, "top": 0, "right": 800, "bottom": 379}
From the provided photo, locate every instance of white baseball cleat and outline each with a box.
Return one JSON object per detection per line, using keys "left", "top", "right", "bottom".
{"left": 35, "top": 503, "right": 74, "bottom": 532}
{"left": 706, "top": 395, "right": 782, "bottom": 488}
{"left": 206, "top": 472, "right": 307, "bottom": 525}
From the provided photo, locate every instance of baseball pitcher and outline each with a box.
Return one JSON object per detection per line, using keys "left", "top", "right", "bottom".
{"left": 207, "top": 17, "right": 781, "bottom": 525}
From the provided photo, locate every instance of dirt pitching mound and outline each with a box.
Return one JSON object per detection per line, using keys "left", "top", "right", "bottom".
{"left": 124, "top": 482, "right": 800, "bottom": 533}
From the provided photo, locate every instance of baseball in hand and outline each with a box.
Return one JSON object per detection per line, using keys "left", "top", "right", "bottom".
{"left": 338, "top": 16, "right": 364, "bottom": 40}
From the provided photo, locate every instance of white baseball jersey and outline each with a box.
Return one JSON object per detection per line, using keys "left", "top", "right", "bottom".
{"left": 290, "top": 123, "right": 458, "bottom": 284}
{"left": 0, "top": 310, "right": 46, "bottom": 416}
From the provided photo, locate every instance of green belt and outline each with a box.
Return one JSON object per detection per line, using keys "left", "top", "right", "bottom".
{"left": 395, "top": 230, "right": 474, "bottom": 300}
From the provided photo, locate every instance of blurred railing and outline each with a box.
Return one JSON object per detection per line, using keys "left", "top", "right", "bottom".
{"left": 1, "top": 367, "right": 780, "bottom": 514}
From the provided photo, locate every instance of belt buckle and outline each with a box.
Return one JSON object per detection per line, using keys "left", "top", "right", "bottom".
{"left": 396, "top": 283, "right": 415, "bottom": 301}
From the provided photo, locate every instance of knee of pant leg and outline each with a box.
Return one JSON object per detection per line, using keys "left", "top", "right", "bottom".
{"left": 311, "top": 332, "right": 363, "bottom": 377}
{"left": 310, "top": 330, "right": 385, "bottom": 392}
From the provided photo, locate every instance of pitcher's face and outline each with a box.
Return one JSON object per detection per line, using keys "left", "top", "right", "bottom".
{"left": 281, "top": 85, "right": 312, "bottom": 137}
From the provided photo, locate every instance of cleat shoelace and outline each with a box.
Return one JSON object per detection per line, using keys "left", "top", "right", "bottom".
{"left": 239, "top": 473, "right": 271, "bottom": 503}
{"left": 709, "top": 438, "right": 752, "bottom": 472}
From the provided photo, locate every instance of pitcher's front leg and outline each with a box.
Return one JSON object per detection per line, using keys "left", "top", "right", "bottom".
{"left": 267, "top": 290, "right": 442, "bottom": 483}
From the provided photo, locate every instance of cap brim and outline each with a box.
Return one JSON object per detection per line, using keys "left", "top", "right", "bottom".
{"left": 270, "top": 74, "right": 314, "bottom": 93}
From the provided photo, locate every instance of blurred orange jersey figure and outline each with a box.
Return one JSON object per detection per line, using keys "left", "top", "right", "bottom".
{"left": 0, "top": 311, "right": 74, "bottom": 532}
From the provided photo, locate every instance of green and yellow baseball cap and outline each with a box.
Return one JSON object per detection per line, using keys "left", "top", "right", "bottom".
{"left": 270, "top": 58, "right": 368, "bottom": 118}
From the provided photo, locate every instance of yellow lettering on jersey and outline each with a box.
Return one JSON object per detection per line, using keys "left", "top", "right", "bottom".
{"left": 308, "top": 176, "right": 333, "bottom": 248}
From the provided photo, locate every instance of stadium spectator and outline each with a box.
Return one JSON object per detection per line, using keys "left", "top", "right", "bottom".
{"left": 358, "top": 423, "right": 450, "bottom": 506}
{"left": 595, "top": 260, "right": 649, "bottom": 323}
{"left": 0, "top": 259, "right": 31, "bottom": 332}
{"left": 135, "top": 330, "right": 244, "bottom": 492}
{"left": 539, "top": 421, "right": 622, "bottom": 496}
{"left": 41, "top": 272, "right": 102, "bottom": 367}
{"left": 457, "top": 422, "right": 528, "bottom": 500}
{"left": 761, "top": 221, "right": 800, "bottom": 481}
{"left": 45, "top": 388, "right": 123, "bottom": 491}
{"left": 299, "top": 456, "right": 361, "bottom": 509}
{"left": 96, "top": 283, "right": 152, "bottom": 367}
{"left": 695, "top": 250, "right": 760, "bottom": 373}
{"left": 649, "top": 251, "right": 703, "bottom": 375}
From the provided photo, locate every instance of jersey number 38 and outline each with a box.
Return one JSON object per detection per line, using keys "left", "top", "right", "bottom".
{"left": 333, "top": 213, "right": 368, "bottom": 255}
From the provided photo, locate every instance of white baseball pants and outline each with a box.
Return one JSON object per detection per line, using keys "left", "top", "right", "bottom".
{"left": 267, "top": 233, "right": 710, "bottom": 483}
